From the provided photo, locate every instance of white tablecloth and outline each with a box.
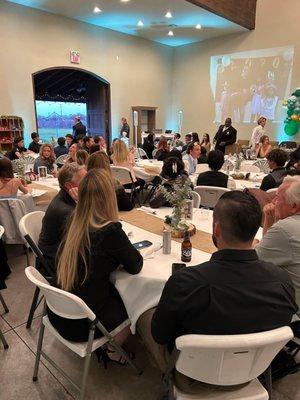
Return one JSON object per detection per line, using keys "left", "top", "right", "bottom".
{"left": 33, "top": 177, "right": 60, "bottom": 191}
{"left": 112, "top": 221, "right": 211, "bottom": 333}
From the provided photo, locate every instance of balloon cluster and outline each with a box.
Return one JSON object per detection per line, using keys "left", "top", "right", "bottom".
{"left": 283, "top": 88, "right": 300, "bottom": 136}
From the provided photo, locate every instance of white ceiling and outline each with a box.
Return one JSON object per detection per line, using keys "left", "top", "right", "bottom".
{"left": 7, "top": 0, "right": 247, "bottom": 47}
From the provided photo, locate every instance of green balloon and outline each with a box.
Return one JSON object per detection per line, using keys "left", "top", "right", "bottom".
{"left": 284, "top": 120, "right": 299, "bottom": 136}
{"left": 287, "top": 109, "right": 294, "bottom": 116}
{"left": 293, "top": 89, "right": 300, "bottom": 97}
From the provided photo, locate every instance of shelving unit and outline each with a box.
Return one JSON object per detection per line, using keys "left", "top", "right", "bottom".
{"left": 0, "top": 116, "right": 24, "bottom": 154}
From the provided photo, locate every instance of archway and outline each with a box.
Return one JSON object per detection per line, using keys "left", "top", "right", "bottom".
{"left": 32, "top": 67, "right": 111, "bottom": 144}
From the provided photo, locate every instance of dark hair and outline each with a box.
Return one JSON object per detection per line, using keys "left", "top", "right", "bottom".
{"left": 185, "top": 134, "right": 192, "bottom": 140}
{"left": 167, "top": 149, "right": 183, "bottom": 160}
{"left": 161, "top": 156, "right": 185, "bottom": 179}
{"left": 192, "top": 132, "right": 200, "bottom": 143}
{"left": 14, "top": 137, "right": 24, "bottom": 145}
{"left": 266, "top": 149, "right": 288, "bottom": 167}
{"left": 200, "top": 146, "right": 207, "bottom": 155}
{"left": 89, "top": 144, "right": 100, "bottom": 154}
{"left": 186, "top": 142, "right": 200, "bottom": 154}
{"left": 175, "top": 133, "right": 181, "bottom": 139}
{"left": 208, "top": 150, "right": 224, "bottom": 171}
{"left": 83, "top": 136, "right": 92, "bottom": 145}
{"left": 147, "top": 133, "right": 154, "bottom": 143}
{"left": 0, "top": 157, "right": 14, "bottom": 179}
{"left": 57, "top": 137, "right": 66, "bottom": 146}
{"left": 214, "top": 191, "right": 262, "bottom": 243}
{"left": 201, "top": 133, "right": 210, "bottom": 144}
{"left": 31, "top": 132, "right": 39, "bottom": 140}
{"left": 65, "top": 134, "right": 73, "bottom": 139}
{"left": 93, "top": 135, "right": 100, "bottom": 144}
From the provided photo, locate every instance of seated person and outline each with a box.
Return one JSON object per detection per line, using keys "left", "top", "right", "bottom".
{"left": 28, "top": 132, "right": 41, "bottom": 154}
{"left": 54, "top": 137, "right": 68, "bottom": 158}
{"left": 82, "top": 136, "right": 94, "bottom": 153}
{"left": 76, "top": 149, "right": 89, "bottom": 166}
{"left": 98, "top": 136, "right": 107, "bottom": 153}
{"left": 150, "top": 157, "right": 189, "bottom": 208}
{"left": 155, "top": 138, "right": 170, "bottom": 161}
{"left": 137, "top": 192, "right": 297, "bottom": 393}
{"left": 183, "top": 142, "right": 200, "bottom": 174}
{"left": 38, "top": 163, "right": 87, "bottom": 273}
{"left": 48, "top": 169, "right": 143, "bottom": 364}
{"left": 7, "top": 137, "right": 28, "bottom": 160}
{"left": 33, "top": 144, "right": 57, "bottom": 175}
{"left": 172, "top": 133, "right": 184, "bottom": 149}
{"left": 256, "top": 175, "right": 300, "bottom": 308}
{"left": 198, "top": 146, "right": 208, "bottom": 164}
{"left": 87, "top": 151, "right": 133, "bottom": 211}
{"left": 181, "top": 134, "right": 192, "bottom": 153}
{"left": 0, "top": 157, "right": 28, "bottom": 198}
{"left": 287, "top": 145, "right": 300, "bottom": 170}
{"left": 200, "top": 133, "right": 211, "bottom": 153}
{"left": 196, "top": 149, "right": 235, "bottom": 189}
{"left": 65, "top": 134, "right": 74, "bottom": 148}
{"left": 66, "top": 143, "right": 80, "bottom": 163}
{"left": 90, "top": 144, "right": 100, "bottom": 154}
{"left": 260, "top": 149, "right": 288, "bottom": 191}
{"left": 256, "top": 135, "right": 272, "bottom": 158}
{"left": 192, "top": 132, "right": 200, "bottom": 143}
{"left": 142, "top": 133, "right": 155, "bottom": 159}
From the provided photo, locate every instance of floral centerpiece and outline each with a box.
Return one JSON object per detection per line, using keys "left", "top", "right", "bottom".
{"left": 160, "top": 177, "right": 196, "bottom": 238}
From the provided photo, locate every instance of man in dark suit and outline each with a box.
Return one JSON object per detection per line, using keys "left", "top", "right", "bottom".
{"left": 72, "top": 117, "right": 86, "bottom": 141}
{"left": 214, "top": 117, "right": 237, "bottom": 153}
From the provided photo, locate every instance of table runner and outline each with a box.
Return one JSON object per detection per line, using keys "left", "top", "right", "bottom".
{"left": 29, "top": 182, "right": 58, "bottom": 205}
{"left": 119, "top": 209, "right": 216, "bottom": 254}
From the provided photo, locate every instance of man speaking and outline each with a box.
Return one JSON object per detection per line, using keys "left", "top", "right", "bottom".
{"left": 214, "top": 117, "right": 237, "bottom": 154}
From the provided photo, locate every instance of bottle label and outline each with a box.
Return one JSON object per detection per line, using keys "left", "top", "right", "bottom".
{"left": 182, "top": 248, "right": 192, "bottom": 260}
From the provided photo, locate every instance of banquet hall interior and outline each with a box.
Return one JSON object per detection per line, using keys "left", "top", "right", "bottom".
{"left": 0, "top": 0, "right": 300, "bottom": 399}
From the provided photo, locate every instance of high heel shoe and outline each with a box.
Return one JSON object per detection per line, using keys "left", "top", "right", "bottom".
{"left": 95, "top": 347, "right": 135, "bottom": 368}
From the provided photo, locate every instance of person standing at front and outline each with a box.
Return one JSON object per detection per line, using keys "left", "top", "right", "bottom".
{"left": 213, "top": 117, "right": 237, "bottom": 154}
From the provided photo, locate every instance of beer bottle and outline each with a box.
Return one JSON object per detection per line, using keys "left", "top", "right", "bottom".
{"left": 181, "top": 230, "right": 192, "bottom": 262}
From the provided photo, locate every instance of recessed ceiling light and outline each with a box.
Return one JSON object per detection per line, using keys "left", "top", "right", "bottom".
{"left": 196, "top": 24, "right": 202, "bottom": 29}
{"left": 120, "top": 0, "right": 130, "bottom": 2}
{"left": 93, "top": 6, "right": 102, "bottom": 13}
{"left": 165, "top": 11, "right": 172, "bottom": 18}
{"left": 137, "top": 20, "right": 144, "bottom": 27}
{"left": 168, "top": 30, "right": 174, "bottom": 36}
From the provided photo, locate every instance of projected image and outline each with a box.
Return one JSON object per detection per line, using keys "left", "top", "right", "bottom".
{"left": 210, "top": 46, "right": 294, "bottom": 123}
{"left": 36, "top": 101, "right": 87, "bottom": 143}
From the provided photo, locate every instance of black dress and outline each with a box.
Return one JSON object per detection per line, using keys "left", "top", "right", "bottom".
{"left": 48, "top": 222, "right": 143, "bottom": 342}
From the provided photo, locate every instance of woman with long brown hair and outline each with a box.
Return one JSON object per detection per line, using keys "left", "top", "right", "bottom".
{"left": 48, "top": 169, "right": 142, "bottom": 364}
{"left": 87, "top": 151, "right": 133, "bottom": 211}
{"left": 33, "top": 144, "right": 56, "bottom": 175}
{"left": 0, "top": 157, "right": 28, "bottom": 198}
{"left": 76, "top": 149, "right": 89, "bottom": 166}
{"left": 155, "top": 137, "right": 169, "bottom": 161}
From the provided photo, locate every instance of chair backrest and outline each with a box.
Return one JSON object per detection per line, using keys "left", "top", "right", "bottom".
{"left": 152, "top": 149, "right": 158, "bottom": 158}
{"left": 111, "top": 166, "right": 134, "bottom": 185}
{"left": 240, "top": 164, "right": 260, "bottom": 173}
{"left": 175, "top": 327, "right": 293, "bottom": 386}
{"left": 0, "top": 199, "right": 27, "bottom": 244}
{"left": 25, "top": 267, "right": 96, "bottom": 321}
{"left": 19, "top": 211, "right": 45, "bottom": 245}
{"left": 56, "top": 154, "right": 69, "bottom": 165}
{"left": 20, "top": 155, "right": 36, "bottom": 164}
{"left": 190, "top": 191, "right": 201, "bottom": 208}
{"left": 0, "top": 225, "right": 4, "bottom": 239}
{"left": 135, "top": 148, "right": 148, "bottom": 160}
{"left": 253, "top": 159, "right": 270, "bottom": 173}
{"left": 194, "top": 186, "right": 230, "bottom": 208}
{"left": 267, "top": 188, "right": 278, "bottom": 195}
{"left": 196, "top": 164, "right": 209, "bottom": 174}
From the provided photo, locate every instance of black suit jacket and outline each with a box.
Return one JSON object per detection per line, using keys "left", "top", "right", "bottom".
{"left": 152, "top": 249, "right": 297, "bottom": 346}
{"left": 214, "top": 125, "right": 237, "bottom": 152}
{"left": 72, "top": 122, "right": 86, "bottom": 139}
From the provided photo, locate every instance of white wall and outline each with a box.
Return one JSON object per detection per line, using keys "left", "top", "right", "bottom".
{"left": 172, "top": 0, "right": 300, "bottom": 143}
{"left": 0, "top": 1, "right": 174, "bottom": 140}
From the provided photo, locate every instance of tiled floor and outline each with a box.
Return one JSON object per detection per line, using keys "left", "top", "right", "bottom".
{"left": 0, "top": 245, "right": 299, "bottom": 400}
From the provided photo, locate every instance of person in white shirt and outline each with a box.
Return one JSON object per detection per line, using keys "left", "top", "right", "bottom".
{"left": 183, "top": 142, "right": 200, "bottom": 174}
{"left": 250, "top": 116, "right": 267, "bottom": 149}
{"left": 256, "top": 175, "right": 300, "bottom": 308}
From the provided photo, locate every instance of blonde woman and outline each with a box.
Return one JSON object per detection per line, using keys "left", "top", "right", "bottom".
{"left": 87, "top": 151, "right": 133, "bottom": 211}
{"left": 48, "top": 169, "right": 142, "bottom": 364}
{"left": 67, "top": 143, "right": 80, "bottom": 163}
{"left": 112, "top": 139, "right": 145, "bottom": 189}
{"left": 33, "top": 144, "right": 57, "bottom": 175}
{"left": 256, "top": 135, "right": 272, "bottom": 158}
{"left": 76, "top": 149, "right": 89, "bottom": 166}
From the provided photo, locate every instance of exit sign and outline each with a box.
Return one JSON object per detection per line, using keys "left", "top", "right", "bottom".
{"left": 70, "top": 50, "right": 80, "bottom": 64}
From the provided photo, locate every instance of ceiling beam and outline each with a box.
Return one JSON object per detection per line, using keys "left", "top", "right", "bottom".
{"left": 185, "top": 0, "right": 257, "bottom": 30}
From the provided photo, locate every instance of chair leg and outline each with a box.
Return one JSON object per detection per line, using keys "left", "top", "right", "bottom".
{"left": 26, "top": 287, "right": 41, "bottom": 329}
{"left": 25, "top": 246, "right": 30, "bottom": 267}
{"left": 0, "top": 329, "right": 9, "bottom": 349}
{"left": 33, "top": 320, "right": 45, "bottom": 381}
{"left": 0, "top": 293, "right": 9, "bottom": 313}
{"left": 263, "top": 365, "right": 272, "bottom": 400}
{"left": 79, "top": 326, "right": 95, "bottom": 400}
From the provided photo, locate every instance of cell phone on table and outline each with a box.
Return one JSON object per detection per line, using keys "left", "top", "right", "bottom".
{"left": 172, "top": 263, "right": 186, "bottom": 275}
{"left": 133, "top": 240, "right": 153, "bottom": 250}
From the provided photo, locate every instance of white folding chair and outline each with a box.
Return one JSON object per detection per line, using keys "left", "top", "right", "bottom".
{"left": 171, "top": 327, "right": 293, "bottom": 400}
{"left": 20, "top": 155, "right": 36, "bottom": 172}
{"left": 190, "top": 191, "right": 201, "bottom": 208}
{"left": 25, "top": 267, "right": 142, "bottom": 400}
{"left": 266, "top": 188, "right": 278, "bottom": 195}
{"left": 111, "top": 166, "right": 141, "bottom": 206}
{"left": 152, "top": 149, "right": 158, "bottom": 158}
{"left": 253, "top": 160, "right": 270, "bottom": 174}
{"left": 135, "top": 148, "right": 148, "bottom": 160}
{"left": 194, "top": 186, "right": 230, "bottom": 208}
{"left": 56, "top": 154, "right": 69, "bottom": 166}
{"left": 19, "top": 211, "right": 49, "bottom": 329}
{"left": 0, "top": 224, "right": 9, "bottom": 350}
